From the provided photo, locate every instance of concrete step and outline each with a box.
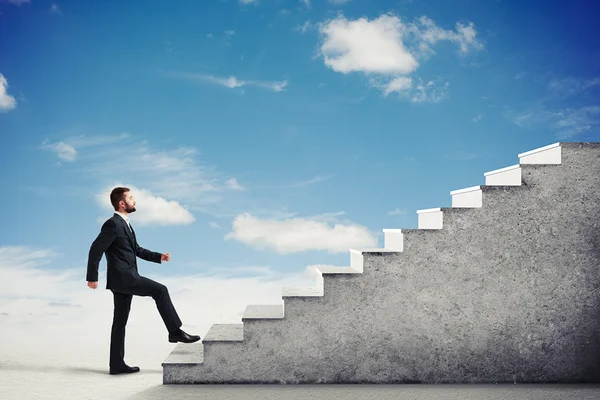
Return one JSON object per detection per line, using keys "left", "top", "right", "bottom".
{"left": 203, "top": 323, "right": 244, "bottom": 342}
{"left": 450, "top": 185, "right": 483, "bottom": 208}
{"left": 162, "top": 142, "right": 600, "bottom": 384}
{"left": 242, "top": 304, "right": 284, "bottom": 320}
{"left": 518, "top": 142, "right": 561, "bottom": 164}
{"left": 162, "top": 342, "right": 203, "bottom": 366}
{"left": 482, "top": 142, "right": 561, "bottom": 186}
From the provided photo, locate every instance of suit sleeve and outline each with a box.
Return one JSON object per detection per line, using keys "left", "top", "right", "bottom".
{"left": 86, "top": 219, "right": 117, "bottom": 282}
{"left": 135, "top": 241, "right": 162, "bottom": 263}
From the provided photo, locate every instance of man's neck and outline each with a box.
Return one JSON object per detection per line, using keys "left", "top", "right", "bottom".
{"left": 117, "top": 210, "right": 129, "bottom": 217}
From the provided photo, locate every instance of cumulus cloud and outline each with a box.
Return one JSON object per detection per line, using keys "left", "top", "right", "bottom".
{"left": 95, "top": 184, "right": 196, "bottom": 227}
{"left": 225, "top": 213, "right": 378, "bottom": 253}
{"left": 0, "top": 74, "right": 17, "bottom": 112}
{"left": 318, "top": 14, "right": 483, "bottom": 101}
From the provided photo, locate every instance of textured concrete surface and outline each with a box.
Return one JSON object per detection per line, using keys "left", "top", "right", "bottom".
{"left": 164, "top": 142, "right": 600, "bottom": 384}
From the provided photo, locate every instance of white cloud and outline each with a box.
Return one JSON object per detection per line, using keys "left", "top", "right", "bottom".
{"left": 410, "top": 79, "right": 449, "bottom": 103}
{"left": 225, "top": 213, "right": 378, "bottom": 254}
{"left": 0, "top": 245, "right": 320, "bottom": 371}
{"left": 374, "top": 76, "right": 448, "bottom": 102}
{"left": 388, "top": 208, "right": 407, "bottom": 216}
{"left": 300, "top": 0, "right": 311, "bottom": 8}
{"left": 209, "top": 221, "right": 222, "bottom": 229}
{"left": 329, "top": 0, "right": 351, "bottom": 4}
{"left": 225, "top": 177, "right": 246, "bottom": 191}
{"left": 472, "top": 113, "right": 483, "bottom": 123}
{"left": 224, "top": 29, "right": 235, "bottom": 36}
{"left": 239, "top": 0, "right": 258, "bottom": 4}
{"left": 95, "top": 184, "right": 196, "bottom": 227}
{"left": 318, "top": 14, "right": 482, "bottom": 101}
{"left": 381, "top": 76, "right": 413, "bottom": 96}
{"left": 0, "top": 73, "right": 17, "bottom": 112}
{"left": 320, "top": 15, "right": 419, "bottom": 75}
{"left": 40, "top": 140, "right": 77, "bottom": 161}
{"left": 172, "top": 72, "right": 287, "bottom": 92}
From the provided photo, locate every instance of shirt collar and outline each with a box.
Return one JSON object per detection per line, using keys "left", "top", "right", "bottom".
{"left": 114, "top": 211, "right": 129, "bottom": 223}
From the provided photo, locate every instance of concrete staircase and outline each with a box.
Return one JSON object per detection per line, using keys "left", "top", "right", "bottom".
{"left": 162, "top": 142, "right": 600, "bottom": 384}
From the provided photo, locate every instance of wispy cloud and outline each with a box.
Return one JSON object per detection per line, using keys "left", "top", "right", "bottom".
{"left": 288, "top": 175, "right": 332, "bottom": 187}
{"left": 239, "top": 0, "right": 258, "bottom": 4}
{"left": 225, "top": 213, "right": 378, "bottom": 254}
{"left": 295, "top": 20, "right": 312, "bottom": 34}
{"left": 505, "top": 76, "right": 600, "bottom": 139}
{"left": 0, "top": 74, "right": 17, "bottom": 112}
{"left": 318, "top": 14, "right": 483, "bottom": 101}
{"left": 50, "top": 3, "right": 62, "bottom": 15}
{"left": 329, "top": 0, "right": 351, "bottom": 4}
{"left": 387, "top": 208, "right": 407, "bottom": 216}
{"left": 39, "top": 133, "right": 130, "bottom": 163}
{"left": 299, "top": 0, "right": 311, "bottom": 8}
{"left": 169, "top": 72, "right": 288, "bottom": 92}
{"left": 225, "top": 178, "right": 246, "bottom": 191}
{"left": 472, "top": 113, "right": 483, "bottom": 123}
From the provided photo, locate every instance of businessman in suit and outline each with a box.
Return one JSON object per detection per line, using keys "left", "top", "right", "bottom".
{"left": 87, "top": 186, "right": 200, "bottom": 375}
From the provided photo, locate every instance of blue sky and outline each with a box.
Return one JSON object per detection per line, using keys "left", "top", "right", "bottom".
{"left": 1, "top": 0, "right": 600, "bottom": 352}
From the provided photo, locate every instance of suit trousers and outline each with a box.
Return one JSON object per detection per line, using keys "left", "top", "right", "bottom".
{"left": 109, "top": 276, "right": 182, "bottom": 367}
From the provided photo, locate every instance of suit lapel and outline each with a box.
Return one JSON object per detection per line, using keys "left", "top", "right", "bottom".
{"left": 120, "top": 216, "right": 136, "bottom": 248}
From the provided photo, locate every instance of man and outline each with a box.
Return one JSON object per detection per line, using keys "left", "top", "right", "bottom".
{"left": 86, "top": 186, "right": 200, "bottom": 375}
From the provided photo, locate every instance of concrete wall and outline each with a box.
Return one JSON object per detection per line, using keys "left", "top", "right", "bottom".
{"left": 164, "top": 142, "right": 600, "bottom": 384}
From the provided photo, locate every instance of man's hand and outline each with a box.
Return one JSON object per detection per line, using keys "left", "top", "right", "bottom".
{"left": 161, "top": 253, "right": 170, "bottom": 262}
{"left": 87, "top": 281, "right": 98, "bottom": 289}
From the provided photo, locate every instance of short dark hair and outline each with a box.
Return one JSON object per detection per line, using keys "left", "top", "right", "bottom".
{"left": 110, "top": 187, "right": 130, "bottom": 211}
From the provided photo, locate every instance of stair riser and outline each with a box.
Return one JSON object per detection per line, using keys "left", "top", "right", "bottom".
{"left": 417, "top": 210, "right": 443, "bottom": 229}
{"left": 243, "top": 319, "right": 286, "bottom": 342}
{"left": 383, "top": 230, "right": 404, "bottom": 251}
{"left": 519, "top": 144, "right": 561, "bottom": 164}
{"left": 451, "top": 190, "right": 482, "bottom": 208}
{"left": 485, "top": 166, "right": 522, "bottom": 186}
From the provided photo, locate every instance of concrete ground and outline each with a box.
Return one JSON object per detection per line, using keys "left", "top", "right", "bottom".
{"left": 2, "top": 359, "right": 600, "bottom": 400}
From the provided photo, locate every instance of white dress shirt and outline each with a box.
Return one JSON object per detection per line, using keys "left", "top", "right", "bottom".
{"left": 114, "top": 211, "right": 132, "bottom": 232}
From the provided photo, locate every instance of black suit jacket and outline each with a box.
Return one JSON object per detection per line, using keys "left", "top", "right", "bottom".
{"left": 87, "top": 214, "right": 162, "bottom": 290}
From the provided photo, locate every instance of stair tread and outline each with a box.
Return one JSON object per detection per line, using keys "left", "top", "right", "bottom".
{"left": 203, "top": 323, "right": 244, "bottom": 342}
{"left": 243, "top": 304, "right": 284, "bottom": 319}
{"left": 316, "top": 266, "right": 361, "bottom": 274}
{"left": 282, "top": 286, "right": 323, "bottom": 297}
{"left": 350, "top": 247, "right": 402, "bottom": 253}
{"left": 162, "top": 342, "right": 204, "bottom": 365}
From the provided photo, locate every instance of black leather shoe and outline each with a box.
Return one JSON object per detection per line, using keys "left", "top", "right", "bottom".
{"left": 109, "top": 364, "right": 140, "bottom": 375}
{"left": 169, "top": 329, "right": 201, "bottom": 343}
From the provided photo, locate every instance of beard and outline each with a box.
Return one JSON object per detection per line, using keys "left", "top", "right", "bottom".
{"left": 127, "top": 205, "right": 136, "bottom": 213}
